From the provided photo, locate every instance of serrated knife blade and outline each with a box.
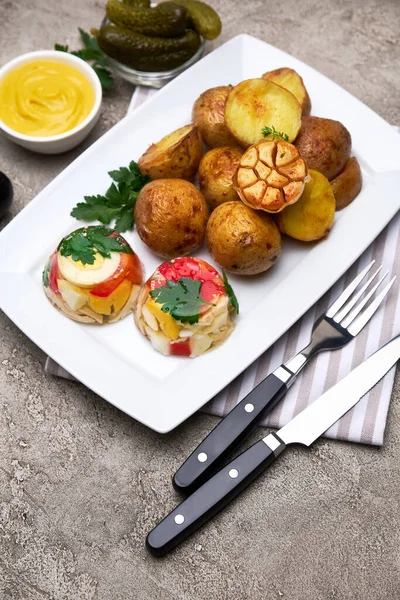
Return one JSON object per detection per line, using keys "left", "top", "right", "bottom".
{"left": 273, "top": 334, "right": 400, "bottom": 447}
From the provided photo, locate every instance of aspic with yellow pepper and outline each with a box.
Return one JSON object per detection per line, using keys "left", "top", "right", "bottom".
{"left": 135, "top": 257, "right": 238, "bottom": 358}
{"left": 42, "top": 226, "right": 143, "bottom": 324}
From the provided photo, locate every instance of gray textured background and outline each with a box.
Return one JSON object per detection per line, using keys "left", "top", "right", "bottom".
{"left": 1, "top": 0, "right": 400, "bottom": 598}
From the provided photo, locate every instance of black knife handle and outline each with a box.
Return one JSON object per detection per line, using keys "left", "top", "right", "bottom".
{"left": 173, "top": 373, "right": 288, "bottom": 494}
{"left": 147, "top": 434, "right": 285, "bottom": 557}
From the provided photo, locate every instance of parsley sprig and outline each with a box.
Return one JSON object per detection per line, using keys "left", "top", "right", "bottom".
{"left": 71, "top": 161, "right": 151, "bottom": 232}
{"left": 222, "top": 270, "right": 239, "bottom": 314}
{"left": 55, "top": 28, "right": 114, "bottom": 90}
{"left": 150, "top": 278, "right": 214, "bottom": 325}
{"left": 58, "top": 226, "right": 132, "bottom": 265}
{"left": 261, "top": 125, "right": 289, "bottom": 142}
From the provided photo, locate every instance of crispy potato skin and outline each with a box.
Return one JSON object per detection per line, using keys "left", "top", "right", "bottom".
{"left": 225, "top": 78, "right": 302, "bottom": 147}
{"left": 275, "top": 169, "right": 335, "bottom": 241}
{"left": 206, "top": 201, "right": 282, "bottom": 275}
{"left": 192, "top": 86, "right": 238, "bottom": 148}
{"left": 138, "top": 124, "right": 203, "bottom": 180}
{"left": 294, "top": 116, "right": 351, "bottom": 181}
{"left": 262, "top": 67, "right": 311, "bottom": 116}
{"left": 135, "top": 179, "right": 209, "bottom": 258}
{"left": 198, "top": 146, "right": 243, "bottom": 209}
{"left": 330, "top": 157, "right": 362, "bottom": 210}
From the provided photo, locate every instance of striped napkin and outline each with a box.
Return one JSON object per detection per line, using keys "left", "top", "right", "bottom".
{"left": 45, "top": 88, "right": 400, "bottom": 446}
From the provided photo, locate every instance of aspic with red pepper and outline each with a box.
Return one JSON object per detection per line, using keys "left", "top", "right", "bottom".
{"left": 134, "top": 257, "right": 238, "bottom": 358}
{"left": 42, "top": 226, "right": 143, "bottom": 324}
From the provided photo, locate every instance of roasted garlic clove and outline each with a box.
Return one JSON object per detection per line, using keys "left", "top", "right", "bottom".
{"left": 234, "top": 140, "right": 308, "bottom": 213}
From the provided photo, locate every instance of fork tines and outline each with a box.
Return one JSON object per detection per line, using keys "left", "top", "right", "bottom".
{"left": 326, "top": 260, "right": 396, "bottom": 336}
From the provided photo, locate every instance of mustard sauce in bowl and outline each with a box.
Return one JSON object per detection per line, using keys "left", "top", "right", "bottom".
{"left": 0, "top": 59, "right": 95, "bottom": 137}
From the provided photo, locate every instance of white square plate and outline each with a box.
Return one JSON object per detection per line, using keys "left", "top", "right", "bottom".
{"left": 1, "top": 34, "right": 400, "bottom": 433}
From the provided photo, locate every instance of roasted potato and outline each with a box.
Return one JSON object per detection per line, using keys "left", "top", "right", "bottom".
{"left": 275, "top": 169, "right": 335, "bottom": 241}
{"left": 294, "top": 116, "right": 351, "bottom": 181}
{"left": 135, "top": 179, "right": 209, "bottom": 258}
{"left": 206, "top": 201, "right": 282, "bottom": 275}
{"left": 262, "top": 67, "right": 311, "bottom": 116}
{"left": 234, "top": 139, "right": 308, "bottom": 213}
{"left": 224, "top": 79, "right": 302, "bottom": 147}
{"left": 198, "top": 146, "right": 242, "bottom": 209}
{"left": 192, "top": 86, "right": 238, "bottom": 148}
{"left": 330, "top": 157, "right": 362, "bottom": 210}
{"left": 138, "top": 124, "right": 203, "bottom": 180}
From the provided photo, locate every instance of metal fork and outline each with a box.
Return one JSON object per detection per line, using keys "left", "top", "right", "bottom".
{"left": 173, "top": 261, "right": 396, "bottom": 494}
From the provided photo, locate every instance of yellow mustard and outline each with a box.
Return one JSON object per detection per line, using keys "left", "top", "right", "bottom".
{"left": 0, "top": 59, "right": 95, "bottom": 137}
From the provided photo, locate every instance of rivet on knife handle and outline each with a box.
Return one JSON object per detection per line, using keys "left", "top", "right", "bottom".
{"left": 172, "top": 372, "right": 288, "bottom": 494}
{"left": 148, "top": 435, "right": 286, "bottom": 557}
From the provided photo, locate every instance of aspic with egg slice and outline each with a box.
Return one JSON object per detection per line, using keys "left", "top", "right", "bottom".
{"left": 135, "top": 257, "right": 238, "bottom": 358}
{"left": 43, "top": 226, "right": 143, "bottom": 324}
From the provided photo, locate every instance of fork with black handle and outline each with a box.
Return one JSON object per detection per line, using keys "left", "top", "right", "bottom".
{"left": 173, "top": 260, "right": 393, "bottom": 494}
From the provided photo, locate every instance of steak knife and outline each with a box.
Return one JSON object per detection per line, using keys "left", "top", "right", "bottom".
{"left": 147, "top": 333, "right": 400, "bottom": 557}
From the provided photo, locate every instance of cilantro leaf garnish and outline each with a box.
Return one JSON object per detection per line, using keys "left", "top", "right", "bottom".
{"left": 58, "top": 226, "right": 132, "bottom": 265}
{"left": 70, "top": 161, "right": 151, "bottom": 232}
{"left": 149, "top": 278, "right": 214, "bottom": 325}
{"left": 55, "top": 28, "right": 114, "bottom": 90}
{"left": 261, "top": 125, "right": 289, "bottom": 142}
{"left": 222, "top": 270, "right": 239, "bottom": 314}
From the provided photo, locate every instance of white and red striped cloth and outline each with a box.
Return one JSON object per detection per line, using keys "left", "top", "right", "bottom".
{"left": 45, "top": 88, "right": 400, "bottom": 445}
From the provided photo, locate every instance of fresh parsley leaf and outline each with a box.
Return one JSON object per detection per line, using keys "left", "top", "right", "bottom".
{"left": 92, "top": 65, "right": 114, "bottom": 89}
{"left": 108, "top": 161, "right": 151, "bottom": 190}
{"left": 79, "top": 27, "right": 101, "bottom": 52}
{"left": 72, "top": 48, "right": 103, "bottom": 62}
{"left": 87, "top": 226, "right": 132, "bottom": 256}
{"left": 104, "top": 182, "right": 132, "bottom": 206}
{"left": 150, "top": 278, "right": 214, "bottom": 325}
{"left": 114, "top": 208, "right": 135, "bottom": 233}
{"left": 261, "top": 125, "right": 289, "bottom": 142}
{"left": 59, "top": 231, "right": 97, "bottom": 264}
{"left": 222, "top": 270, "right": 239, "bottom": 314}
{"left": 70, "top": 160, "right": 149, "bottom": 232}
{"left": 54, "top": 28, "right": 114, "bottom": 90}
{"left": 54, "top": 43, "right": 69, "bottom": 52}
{"left": 71, "top": 202, "right": 121, "bottom": 224}
{"left": 42, "top": 260, "right": 50, "bottom": 287}
{"left": 58, "top": 226, "right": 132, "bottom": 265}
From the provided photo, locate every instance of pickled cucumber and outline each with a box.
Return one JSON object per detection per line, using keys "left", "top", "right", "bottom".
{"left": 97, "top": 25, "right": 201, "bottom": 71}
{"left": 106, "top": 1, "right": 188, "bottom": 37}
{"left": 123, "top": 0, "right": 150, "bottom": 7}
{"left": 165, "top": 0, "right": 221, "bottom": 40}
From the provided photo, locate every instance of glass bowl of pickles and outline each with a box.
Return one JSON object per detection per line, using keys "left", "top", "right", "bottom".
{"left": 95, "top": 0, "right": 221, "bottom": 88}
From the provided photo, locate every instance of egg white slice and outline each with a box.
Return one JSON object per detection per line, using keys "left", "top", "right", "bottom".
{"left": 58, "top": 251, "right": 121, "bottom": 288}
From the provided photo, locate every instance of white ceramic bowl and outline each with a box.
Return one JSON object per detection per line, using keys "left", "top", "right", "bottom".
{"left": 0, "top": 50, "right": 102, "bottom": 154}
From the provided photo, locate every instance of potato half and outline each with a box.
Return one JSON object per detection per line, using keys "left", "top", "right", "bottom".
{"left": 135, "top": 179, "right": 209, "bottom": 258}
{"left": 275, "top": 169, "right": 335, "bottom": 241}
{"left": 330, "top": 157, "right": 362, "bottom": 210}
{"left": 262, "top": 67, "right": 311, "bottom": 116}
{"left": 225, "top": 79, "right": 302, "bottom": 147}
{"left": 206, "top": 201, "right": 282, "bottom": 275}
{"left": 294, "top": 116, "right": 351, "bottom": 181}
{"left": 198, "top": 146, "right": 242, "bottom": 209}
{"left": 192, "top": 86, "right": 238, "bottom": 148}
{"left": 138, "top": 124, "right": 203, "bottom": 180}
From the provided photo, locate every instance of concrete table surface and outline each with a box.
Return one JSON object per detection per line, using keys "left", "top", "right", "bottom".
{"left": 1, "top": 1, "right": 400, "bottom": 598}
